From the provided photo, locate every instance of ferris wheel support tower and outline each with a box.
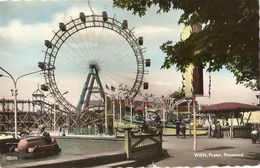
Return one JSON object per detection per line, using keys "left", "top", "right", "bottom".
{"left": 76, "top": 64, "right": 105, "bottom": 112}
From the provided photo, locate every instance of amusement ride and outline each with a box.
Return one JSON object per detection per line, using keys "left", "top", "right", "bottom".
{"left": 38, "top": 11, "right": 150, "bottom": 126}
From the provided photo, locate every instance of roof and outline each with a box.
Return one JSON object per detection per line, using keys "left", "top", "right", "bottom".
{"left": 32, "top": 88, "right": 45, "bottom": 97}
{"left": 199, "top": 102, "right": 260, "bottom": 114}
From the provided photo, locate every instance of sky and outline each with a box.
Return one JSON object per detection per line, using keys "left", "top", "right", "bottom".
{"left": 0, "top": 0, "right": 258, "bottom": 108}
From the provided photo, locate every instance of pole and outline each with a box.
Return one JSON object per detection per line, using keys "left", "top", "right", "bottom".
{"left": 112, "top": 96, "right": 115, "bottom": 121}
{"left": 0, "top": 67, "right": 17, "bottom": 138}
{"left": 162, "top": 98, "right": 166, "bottom": 127}
{"left": 130, "top": 97, "right": 133, "bottom": 124}
{"left": 144, "top": 96, "right": 148, "bottom": 121}
{"left": 105, "top": 96, "right": 108, "bottom": 132}
{"left": 13, "top": 84, "right": 18, "bottom": 139}
{"left": 187, "top": 100, "right": 192, "bottom": 138}
{"left": 0, "top": 67, "right": 50, "bottom": 139}
{"left": 259, "top": 92, "right": 260, "bottom": 105}
{"left": 176, "top": 105, "right": 179, "bottom": 120}
{"left": 231, "top": 112, "right": 234, "bottom": 139}
{"left": 54, "top": 105, "right": 56, "bottom": 135}
{"left": 192, "top": 94, "right": 197, "bottom": 151}
{"left": 119, "top": 96, "right": 122, "bottom": 122}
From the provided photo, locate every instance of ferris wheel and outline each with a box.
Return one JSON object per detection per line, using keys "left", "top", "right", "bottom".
{"left": 38, "top": 11, "right": 150, "bottom": 112}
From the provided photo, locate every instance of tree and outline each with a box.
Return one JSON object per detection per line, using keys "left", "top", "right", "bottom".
{"left": 113, "top": 0, "right": 259, "bottom": 89}
{"left": 169, "top": 89, "right": 186, "bottom": 100}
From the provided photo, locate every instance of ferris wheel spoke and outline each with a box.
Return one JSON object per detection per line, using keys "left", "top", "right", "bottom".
{"left": 58, "top": 50, "right": 86, "bottom": 65}
{"left": 82, "top": 29, "right": 109, "bottom": 63}
{"left": 84, "top": 30, "right": 96, "bottom": 61}
{"left": 101, "top": 59, "right": 137, "bottom": 69}
{"left": 55, "top": 52, "right": 88, "bottom": 70}
{"left": 74, "top": 30, "right": 93, "bottom": 61}
{"left": 56, "top": 66, "right": 87, "bottom": 76}
{"left": 97, "top": 43, "right": 132, "bottom": 65}
{"left": 102, "top": 66, "right": 137, "bottom": 73}
{"left": 101, "top": 65, "right": 137, "bottom": 72}
{"left": 101, "top": 70, "right": 135, "bottom": 83}
{"left": 69, "top": 33, "right": 93, "bottom": 62}
{"left": 61, "top": 40, "right": 89, "bottom": 63}
{"left": 79, "top": 31, "right": 97, "bottom": 60}
{"left": 100, "top": 54, "right": 133, "bottom": 67}
{"left": 101, "top": 71, "right": 136, "bottom": 86}
{"left": 69, "top": 36, "right": 90, "bottom": 62}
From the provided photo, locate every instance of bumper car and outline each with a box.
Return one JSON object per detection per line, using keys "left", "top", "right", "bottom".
{"left": 10, "top": 136, "right": 61, "bottom": 158}
{"left": 0, "top": 133, "right": 19, "bottom": 153}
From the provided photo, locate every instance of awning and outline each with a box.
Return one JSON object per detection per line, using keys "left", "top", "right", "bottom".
{"left": 200, "top": 102, "right": 259, "bottom": 113}
{"left": 199, "top": 102, "right": 259, "bottom": 118}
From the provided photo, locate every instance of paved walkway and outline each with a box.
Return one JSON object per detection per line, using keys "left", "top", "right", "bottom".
{"left": 144, "top": 136, "right": 260, "bottom": 167}
{"left": 1, "top": 136, "right": 259, "bottom": 167}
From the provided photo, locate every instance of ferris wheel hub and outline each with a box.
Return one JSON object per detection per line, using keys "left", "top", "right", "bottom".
{"left": 90, "top": 64, "right": 97, "bottom": 69}
{"left": 89, "top": 63, "right": 100, "bottom": 72}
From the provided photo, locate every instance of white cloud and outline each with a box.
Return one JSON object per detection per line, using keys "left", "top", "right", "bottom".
{"left": 135, "top": 25, "right": 182, "bottom": 40}
{"left": 141, "top": 69, "right": 183, "bottom": 96}
{"left": 197, "top": 71, "right": 258, "bottom": 105}
{"left": 151, "top": 81, "right": 175, "bottom": 86}
{"left": 0, "top": 19, "right": 52, "bottom": 45}
{"left": 0, "top": 5, "right": 102, "bottom": 46}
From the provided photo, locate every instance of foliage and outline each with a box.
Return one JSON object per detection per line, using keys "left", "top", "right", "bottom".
{"left": 113, "top": 0, "right": 259, "bottom": 88}
{"left": 169, "top": 88, "right": 186, "bottom": 100}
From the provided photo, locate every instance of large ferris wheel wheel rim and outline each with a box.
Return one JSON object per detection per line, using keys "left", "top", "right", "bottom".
{"left": 42, "top": 12, "right": 146, "bottom": 112}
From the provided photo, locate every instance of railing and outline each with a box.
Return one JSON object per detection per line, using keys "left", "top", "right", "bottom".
{"left": 222, "top": 126, "right": 251, "bottom": 138}
{"left": 124, "top": 127, "right": 162, "bottom": 160}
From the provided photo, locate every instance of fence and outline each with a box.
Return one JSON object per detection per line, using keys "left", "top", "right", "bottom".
{"left": 222, "top": 126, "right": 251, "bottom": 138}
{"left": 68, "top": 127, "right": 113, "bottom": 136}
{"left": 124, "top": 127, "right": 162, "bottom": 160}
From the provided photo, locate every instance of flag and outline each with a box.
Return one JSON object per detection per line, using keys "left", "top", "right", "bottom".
{"left": 105, "top": 84, "right": 109, "bottom": 90}
{"left": 111, "top": 86, "right": 115, "bottom": 92}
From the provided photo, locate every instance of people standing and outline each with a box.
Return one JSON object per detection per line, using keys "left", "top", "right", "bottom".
{"left": 211, "top": 122, "right": 216, "bottom": 138}
{"left": 180, "top": 120, "right": 186, "bottom": 139}
{"left": 88, "top": 124, "right": 92, "bottom": 135}
{"left": 176, "top": 120, "right": 181, "bottom": 138}
{"left": 251, "top": 125, "right": 258, "bottom": 144}
{"left": 257, "top": 124, "right": 260, "bottom": 144}
{"left": 154, "top": 112, "right": 161, "bottom": 126}
{"left": 142, "top": 120, "right": 149, "bottom": 132}
{"left": 94, "top": 123, "right": 99, "bottom": 136}
{"left": 216, "top": 121, "right": 222, "bottom": 138}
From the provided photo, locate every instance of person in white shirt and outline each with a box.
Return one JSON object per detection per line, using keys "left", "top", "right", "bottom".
{"left": 251, "top": 125, "right": 258, "bottom": 144}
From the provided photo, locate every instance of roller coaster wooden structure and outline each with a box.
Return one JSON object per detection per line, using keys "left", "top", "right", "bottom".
{"left": 0, "top": 98, "right": 104, "bottom": 132}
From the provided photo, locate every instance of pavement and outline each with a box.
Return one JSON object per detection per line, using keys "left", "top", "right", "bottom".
{"left": 1, "top": 135, "right": 260, "bottom": 167}
{"left": 139, "top": 136, "right": 260, "bottom": 167}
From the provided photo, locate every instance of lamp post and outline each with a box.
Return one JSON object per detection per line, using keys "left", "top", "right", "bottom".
{"left": 144, "top": 94, "right": 148, "bottom": 121}
{"left": 186, "top": 97, "right": 192, "bottom": 138}
{"left": 0, "top": 66, "right": 53, "bottom": 139}
{"left": 50, "top": 91, "right": 68, "bottom": 135}
{"left": 162, "top": 96, "right": 166, "bottom": 127}
{"left": 130, "top": 96, "right": 133, "bottom": 124}
{"left": 192, "top": 95, "right": 197, "bottom": 151}
{"left": 112, "top": 94, "right": 116, "bottom": 121}
{"left": 118, "top": 95, "right": 122, "bottom": 122}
